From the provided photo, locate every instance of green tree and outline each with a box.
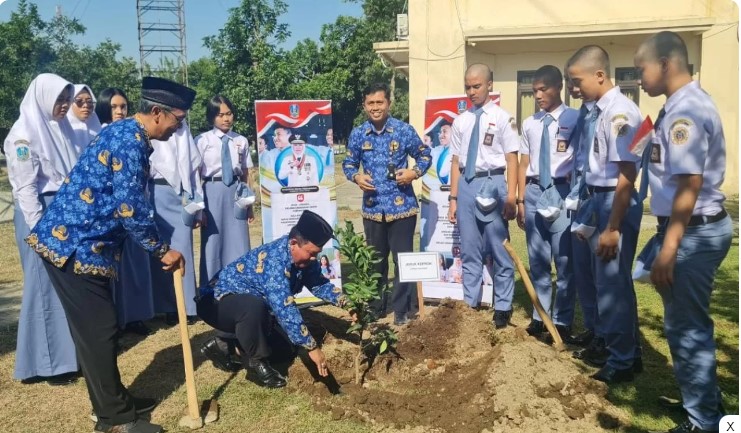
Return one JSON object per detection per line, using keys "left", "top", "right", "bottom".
{"left": 204, "top": 0, "right": 293, "bottom": 138}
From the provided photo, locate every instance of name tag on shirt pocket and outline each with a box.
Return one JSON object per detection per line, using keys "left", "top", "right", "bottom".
{"left": 482, "top": 123, "right": 496, "bottom": 147}
{"left": 650, "top": 139, "right": 661, "bottom": 163}
{"left": 556, "top": 141, "right": 567, "bottom": 152}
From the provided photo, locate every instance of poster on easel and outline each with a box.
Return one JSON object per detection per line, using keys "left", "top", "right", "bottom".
{"left": 255, "top": 100, "right": 341, "bottom": 302}
{"left": 419, "top": 92, "right": 500, "bottom": 305}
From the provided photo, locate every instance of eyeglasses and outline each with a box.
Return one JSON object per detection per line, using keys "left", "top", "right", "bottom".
{"left": 163, "top": 109, "right": 186, "bottom": 127}
{"left": 74, "top": 99, "right": 94, "bottom": 107}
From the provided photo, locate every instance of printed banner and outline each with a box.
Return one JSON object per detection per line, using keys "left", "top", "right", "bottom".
{"left": 255, "top": 100, "right": 341, "bottom": 299}
{"left": 419, "top": 93, "right": 500, "bottom": 305}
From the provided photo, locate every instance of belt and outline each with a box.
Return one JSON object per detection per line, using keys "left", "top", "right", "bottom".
{"left": 657, "top": 209, "right": 728, "bottom": 227}
{"left": 587, "top": 185, "right": 616, "bottom": 194}
{"left": 152, "top": 178, "right": 169, "bottom": 186}
{"left": 203, "top": 176, "right": 223, "bottom": 182}
{"left": 458, "top": 167, "right": 505, "bottom": 178}
{"left": 39, "top": 191, "right": 57, "bottom": 197}
{"left": 526, "top": 176, "right": 568, "bottom": 186}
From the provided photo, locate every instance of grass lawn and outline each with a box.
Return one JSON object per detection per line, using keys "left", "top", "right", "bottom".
{"left": 0, "top": 192, "right": 736, "bottom": 432}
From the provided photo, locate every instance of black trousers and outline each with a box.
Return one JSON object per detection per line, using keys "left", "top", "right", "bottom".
{"left": 42, "top": 259, "right": 136, "bottom": 425}
{"left": 196, "top": 293, "right": 272, "bottom": 364}
{"left": 363, "top": 215, "right": 417, "bottom": 317}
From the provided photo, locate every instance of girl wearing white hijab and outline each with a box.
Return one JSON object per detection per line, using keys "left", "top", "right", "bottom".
{"left": 3, "top": 73, "right": 80, "bottom": 385}
{"left": 66, "top": 84, "right": 101, "bottom": 152}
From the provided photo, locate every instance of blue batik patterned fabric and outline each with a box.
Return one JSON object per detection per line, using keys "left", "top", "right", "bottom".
{"left": 204, "top": 236, "right": 346, "bottom": 350}
{"left": 343, "top": 116, "right": 431, "bottom": 222}
{"left": 26, "top": 118, "right": 165, "bottom": 278}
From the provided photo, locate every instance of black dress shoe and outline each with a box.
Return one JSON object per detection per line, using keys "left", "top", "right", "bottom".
{"left": 246, "top": 358, "right": 287, "bottom": 388}
{"left": 591, "top": 365, "right": 634, "bottom": 384}
{"left": 568, "top": 329, "right": 595, "bottom": 347}
{"left": 165, "top": 313, "right": 178, "bottom": 326}
{"left": 525, "top": 319, "right": 545, "bottom": 336}
{"left": 201, "top": 337, "right": 242, "bottom": 372}
{"left": 393, "top": 313, "right": 410, "bottom": 326}
{"left": 46, "top": 372, "right": 79, "bottom": 386}
{"left": 124, "top": 321, "right": 154, "bottom": 336}
{"left": 493, "top": 310, "right": 512, "bottom": 329}
{"left": 187, "top": 315, "right": 199, "bottom": 325}
{"left": 93, "top": 419, "right": 163, "bottom": 433}
{"left": 544, "top": 324, "right": 572, "bottom": 344}
{"left": 651, "top": 420, "right": 714, "bottom": 433}
{"left": 91, "top": 397, "right": 158, "bottom": 422}
{"left": 574, "top": 337, "right": 608, "bottom": 366}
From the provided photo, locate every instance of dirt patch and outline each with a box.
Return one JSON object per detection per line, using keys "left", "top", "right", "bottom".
{"left": 288, "top": 300, "right": 631, "bottom": 433}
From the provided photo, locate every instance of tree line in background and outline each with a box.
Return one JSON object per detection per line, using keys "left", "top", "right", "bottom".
{"left": 0, "top": 0, "right": 408, "bottom": 146}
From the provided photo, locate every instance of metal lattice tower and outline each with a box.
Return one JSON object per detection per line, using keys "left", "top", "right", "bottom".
{"left": 136, "top": 0, "right": 188, "bottom": 85}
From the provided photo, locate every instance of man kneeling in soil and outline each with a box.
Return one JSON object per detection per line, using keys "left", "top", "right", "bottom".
{"left": 196, "top": 210, "right": 352, "bottom": 388}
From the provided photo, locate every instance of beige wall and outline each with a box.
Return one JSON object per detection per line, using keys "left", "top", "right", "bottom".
{"left": 405, "top": 0, "right": 739, "bottom": 193}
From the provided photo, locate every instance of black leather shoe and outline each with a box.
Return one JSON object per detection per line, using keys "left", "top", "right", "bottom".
{"left": 651, "top": 420, "right": 714, "bottom": 433}
{"left": 46, "top": 372, "right": 79, "bottom": 386}
{"left": 544, "top": 324, "right": 572, "bottom": 344}
{"left": 93, "top": 419, "right": 163, "bottom": 433}
{"left": 124, "top": 321, "right": 154, "bottom": 336}
{"left": 201, "top": 338, "right": 242, "bottom": 372}
{"left": 568, "top": 329, "right": 595, "bottom": 347}
{"left": 574, "top": 337, "right": 608, "bottom": 366}
{"left": 525, "top": 319, "right": 545, "bottom": 336}
{"left": 246, "top": 358, "right": 287, "bottom": 388}
{"left": 393, "top": 313, "right": 410, "bottom": 326}
{"left": 187, "top": 315, "right": 199, "bottom": 325}
{"left": 493, "top": 310, "right": 512, "bottom": 329}
{"left": 165, "top": 313, "right": 178, "bottom": 326}
{"left": 591, "top": 365, "right": 634, "bottom": 384}
{"left": 91, "top": 397, "right": 158, "bottom": 422}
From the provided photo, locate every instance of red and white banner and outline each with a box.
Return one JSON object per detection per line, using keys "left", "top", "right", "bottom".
{"left": 255, "top": 100, "right": 341, "bottom": 297}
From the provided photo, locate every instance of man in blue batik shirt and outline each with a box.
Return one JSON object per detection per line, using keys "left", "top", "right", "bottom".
{"left": 196, "top": 210, "right": 352, "bottom": 389}
{"left": 27, "top": 77, "right": 194, "bottom": 433}
{"left": 343, "top": 83, "right": 432, "bottom": 326}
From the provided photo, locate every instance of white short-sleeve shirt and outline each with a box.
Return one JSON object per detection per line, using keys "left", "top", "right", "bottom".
{"left": 450, "top": 99, "right": 519, "bottom": 171}
{"left": 196, "top": 128, "right": 252, "bottom": 178}
{"left": 585, "top": 87, "right": 642, "bottom": 187}
{"left": 520, "top": 104, "right": 578, "bottom": 179}
{"left": 648, "top": 81, "right": 726, "bottom": 216}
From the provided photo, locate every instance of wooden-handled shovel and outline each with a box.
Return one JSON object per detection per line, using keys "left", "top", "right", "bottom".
{"left": 502, "top": 240, "right": 566, "bottom": 351}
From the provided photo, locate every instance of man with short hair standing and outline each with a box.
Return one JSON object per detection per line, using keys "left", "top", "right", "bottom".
{"left": 447, "top": 64, "right": 519, "bottom": 328}
{"left": 343, "top": 83, "right": 431, "bottom": 326}
{"left": 26, "top": 77, "right": 194, "bottom": 433}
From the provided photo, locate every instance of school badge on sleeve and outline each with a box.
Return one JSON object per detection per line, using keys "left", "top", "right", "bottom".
{"left": 670, "top": 119, "right": 691, "bottom": 145}
{"left": 14, "top": 140, "right": 30, "bottom": 161}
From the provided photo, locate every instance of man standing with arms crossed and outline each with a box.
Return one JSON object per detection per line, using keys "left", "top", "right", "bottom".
{"left": 447, "top": 64, "right": 519, "bottom": 328}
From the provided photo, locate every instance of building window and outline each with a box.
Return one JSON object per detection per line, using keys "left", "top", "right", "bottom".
{"left": 517, "top": 70, "right": 537, "bottom": 129}
{"left": 616, "top": 67, "right": 640, "bottom": 104}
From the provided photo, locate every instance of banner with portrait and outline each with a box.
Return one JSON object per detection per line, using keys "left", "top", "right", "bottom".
{"left": 419, "top": 92, "right": 500, "bottom": 305}
{"left": 255, "top": 100, "right": 341, "bottom": 300}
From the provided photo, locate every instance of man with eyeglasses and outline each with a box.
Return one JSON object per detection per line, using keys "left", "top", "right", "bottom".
{"left": 26, "top": 76, "right": 195, "bottom": 433}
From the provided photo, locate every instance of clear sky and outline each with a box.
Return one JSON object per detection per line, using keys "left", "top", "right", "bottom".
{"left": 0, "top": 0, "right": 363, "bottom": 62}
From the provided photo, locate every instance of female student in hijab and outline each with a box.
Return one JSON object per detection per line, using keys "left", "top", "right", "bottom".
{"left": 96, "top": 88, "right": 157, "bottom": 336}
{"left": 95, "top": 87, "right": 129, "bottom": 126}
{"left": 66, "top": 84, "right": 101, "bottom": 152}
{"left": 196, "top": 95, "right": 254, "bottom": 287}
{"left": 3, "top": 73, "right": 80, "bottom": 386}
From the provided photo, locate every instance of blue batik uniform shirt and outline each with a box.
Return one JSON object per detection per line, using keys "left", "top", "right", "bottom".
{"left": 343, "top": 116, "right": 431, "bottom": 222}
{"left": 205, "top": 236, "right": 347, "bottom": 350}
{"left": 26, "top": 118, "right": 165, "bottom": 278}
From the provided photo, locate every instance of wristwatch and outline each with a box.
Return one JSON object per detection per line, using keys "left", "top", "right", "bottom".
{"left": 154, "top": 243, "right": 171, "bottom": 259}
{"left": 411, "top": 165, "right": 423, "bottom": 179}
{"left": 448, "top": 195, "right": 457, "bottom": 202}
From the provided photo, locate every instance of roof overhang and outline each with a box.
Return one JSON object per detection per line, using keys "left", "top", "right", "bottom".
{"left": 373, "top": 40, "right": 409, "bottom": 77}
{"left": 466, "top": 17, "right": 717, "bottom": 43}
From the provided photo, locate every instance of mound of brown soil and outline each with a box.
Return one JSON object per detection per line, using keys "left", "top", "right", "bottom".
{"left": 289, "top": 300, "right": 630, "bottom": 433}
